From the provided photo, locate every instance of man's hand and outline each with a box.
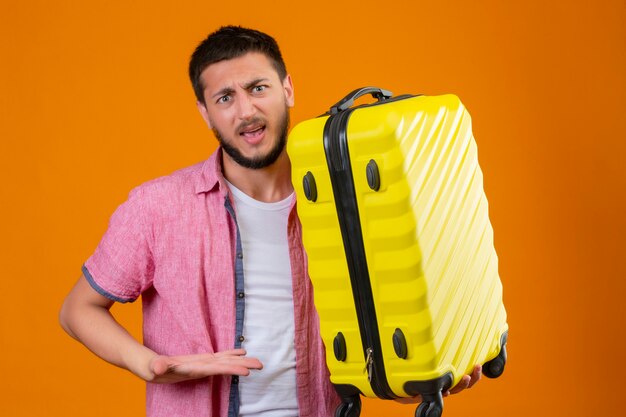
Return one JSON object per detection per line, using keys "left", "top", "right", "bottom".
{"left": 394, "top": 364, "right": 482, "bottom": 404}
{"left": 148, "top": 349, "right": 263, "bottom": 383}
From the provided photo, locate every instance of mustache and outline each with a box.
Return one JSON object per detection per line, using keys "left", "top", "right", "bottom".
{"left": 237, "top": 117, "right": 266, "bottom": 133}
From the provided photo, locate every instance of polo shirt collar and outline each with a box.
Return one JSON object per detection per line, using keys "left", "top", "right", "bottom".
{"left": 194, "top": 148, "right": 298, "bottom": 212}
{"left": 194, "top": 147, "right": 229, "bottom": 197}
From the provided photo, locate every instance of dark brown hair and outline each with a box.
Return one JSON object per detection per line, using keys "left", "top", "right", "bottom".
{"left": 189, "top": 26, "right": 288, "bottom": 104}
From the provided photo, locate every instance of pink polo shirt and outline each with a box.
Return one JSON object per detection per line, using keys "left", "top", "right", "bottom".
{"left": 83, "top": 148, "right": 340, "bottom": 417}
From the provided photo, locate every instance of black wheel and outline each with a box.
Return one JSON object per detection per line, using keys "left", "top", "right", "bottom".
{"left": 415, "top": 401, "right": 442, "bottom": 417}
{"left": 334, "top": 396, "right": 361, "bottom": 417}
{"left": 483, "top": 342, "right": 507, "bottom": 378}
{"left": 335, "top": 402, "right": 348, "bottom": 417}
{"left": 415, "top": 402, "right": 429, "bottom": 417}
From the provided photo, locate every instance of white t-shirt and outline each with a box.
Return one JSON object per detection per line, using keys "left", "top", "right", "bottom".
{"left": 226, "top": 180, "right": 298, "bottom": 417}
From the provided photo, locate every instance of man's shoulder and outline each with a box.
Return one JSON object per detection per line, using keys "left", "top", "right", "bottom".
{"left": 128, "top": 159, "right": 208, "bottom": 203}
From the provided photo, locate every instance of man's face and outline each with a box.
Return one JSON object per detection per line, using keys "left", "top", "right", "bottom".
{"left": 196, "top": 52, "right": 294, "bottom": 169}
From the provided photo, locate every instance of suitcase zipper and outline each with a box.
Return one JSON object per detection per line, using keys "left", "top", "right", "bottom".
{"left": 323, "top": 108, "right": 397, "bottom": 399}
{"left": 364, "top": 347, "right": 373, "bottom": 382}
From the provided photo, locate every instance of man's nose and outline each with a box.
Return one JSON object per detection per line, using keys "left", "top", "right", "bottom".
{"left": 236, "top": 94, "right": 256, "bottom": 120}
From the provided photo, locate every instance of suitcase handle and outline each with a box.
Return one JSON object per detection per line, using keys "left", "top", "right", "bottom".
{"left": 330, "top": 87, "right": 393, "bottom": 115}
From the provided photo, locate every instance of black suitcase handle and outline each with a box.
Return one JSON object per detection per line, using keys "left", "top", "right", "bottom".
{"left": 329, "top": 87, "right": 393, "bottom": 115}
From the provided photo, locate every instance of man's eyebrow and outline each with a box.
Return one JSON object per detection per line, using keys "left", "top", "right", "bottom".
{"left": 210, "top": 78, "right": 270, "bottom": 100}
{"left": 242, "top": 78, "right": 270, "bottom": 90}
{"left": 211, "top": 86, "right": 235, "bottom": 100}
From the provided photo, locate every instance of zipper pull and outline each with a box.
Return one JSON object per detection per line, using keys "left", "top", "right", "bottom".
{"left": 363, "top": 348, "right": 373, "bottom": 382}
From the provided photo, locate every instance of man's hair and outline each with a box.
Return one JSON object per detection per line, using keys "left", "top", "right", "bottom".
{"left": 189, "top": 25, "right": 288, "bottom": 104}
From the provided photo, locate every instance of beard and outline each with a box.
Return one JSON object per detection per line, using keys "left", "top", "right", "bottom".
{"left": 213, "top": 106, "right": 290, "bottom": 170}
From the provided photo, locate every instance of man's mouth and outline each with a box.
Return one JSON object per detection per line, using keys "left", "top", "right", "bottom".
{"left": 240, "top": 125, "right": 266, "bottom": 138}
{"left": 238, "top": 122, "right": 267, "bottom": 144}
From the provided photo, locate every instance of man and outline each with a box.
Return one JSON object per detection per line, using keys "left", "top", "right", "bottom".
{"left": 59, "top": 26, "right": 480, "bottom": 417}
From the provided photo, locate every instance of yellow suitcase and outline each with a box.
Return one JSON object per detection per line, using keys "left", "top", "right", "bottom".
{"left": 287, "top": 88, "right": 508, "bottom": 417}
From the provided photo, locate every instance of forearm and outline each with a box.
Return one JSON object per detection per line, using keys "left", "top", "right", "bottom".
{"left": 59, "top": 276, "right": 157, "bottom": 381}
{"left": 60, "top": 276, "right": 264, "bottom": 384}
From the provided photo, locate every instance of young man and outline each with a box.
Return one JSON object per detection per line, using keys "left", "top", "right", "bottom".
{"left": 60, "top": 26, "right": 480, "bottom": 417}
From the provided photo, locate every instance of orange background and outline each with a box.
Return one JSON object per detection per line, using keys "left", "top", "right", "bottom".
{"left": 1, "top": 0, "right": 625, "bottom": 416}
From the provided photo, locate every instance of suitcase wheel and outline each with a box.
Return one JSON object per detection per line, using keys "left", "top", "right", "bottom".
{"left": 482, "top": 345, "right": 506, "bottom": 378}
{"left": 335, "top": 395, "right": 361, "bottom": 417}
{"left": 415, "top": 390, "right": 444, "bottom": 417}
{"left": 415, "top": 400, "right": 442, "bottom": 417}
{"left": 482, "top": 331, "right": 508, "bottom": 379}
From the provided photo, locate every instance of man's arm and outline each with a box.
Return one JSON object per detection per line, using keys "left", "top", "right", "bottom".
{"left": 59, "top": 275, "right": 263, "bottom": 383}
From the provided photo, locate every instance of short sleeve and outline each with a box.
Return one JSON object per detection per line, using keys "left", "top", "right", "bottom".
{"left": 83, "top": 186, "right": 155, "bottom": 303}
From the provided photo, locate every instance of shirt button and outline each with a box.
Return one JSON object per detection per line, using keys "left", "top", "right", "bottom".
{"left": 236, "top": 252, "right": 243, "bottom": 259}
{"left": 238, "top": 292, "right": 245, "bottom": 298}
{"left": 232, "top": 376, "right": 239, "bottom": 384}
{"left": 238, "top": 335, "right": 245, "bottom": 342}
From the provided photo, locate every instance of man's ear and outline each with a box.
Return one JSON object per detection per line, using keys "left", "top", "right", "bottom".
{"left": 283, "top": 74, "right": 295, "bottom": 108}
{"left": 196, "top": 101, "right": 212, "bottom": 129}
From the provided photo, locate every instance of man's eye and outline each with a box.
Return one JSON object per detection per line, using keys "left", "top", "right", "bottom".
{"left": 218, "top": 95, "right": 231, "bottom": 103}
{"left": 253, "top": 85, "right": 266, "bottom": 93}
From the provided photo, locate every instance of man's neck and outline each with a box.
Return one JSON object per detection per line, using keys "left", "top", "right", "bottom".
{"left": 222, "top": 150, "right": 293, "bottom": 203}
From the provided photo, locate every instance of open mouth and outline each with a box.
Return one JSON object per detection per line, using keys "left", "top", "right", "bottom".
{"left": 239, "top": 123, "right": 267, "bottom": 144}
{"left": 240, "top": 125, "right": 266, "bottom": 138}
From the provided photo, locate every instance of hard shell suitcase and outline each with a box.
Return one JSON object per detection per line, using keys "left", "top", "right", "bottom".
{"left": 287, "top": 88, "right": 508, "bottom": 417}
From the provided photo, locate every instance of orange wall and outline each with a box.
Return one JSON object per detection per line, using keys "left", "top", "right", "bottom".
{"left": 1, "top": 1, "right": 625, "bottom": 416}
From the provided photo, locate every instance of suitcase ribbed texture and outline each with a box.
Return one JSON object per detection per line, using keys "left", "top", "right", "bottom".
{"left": 289, "top": 94, "right": 507, "bottom": 400}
